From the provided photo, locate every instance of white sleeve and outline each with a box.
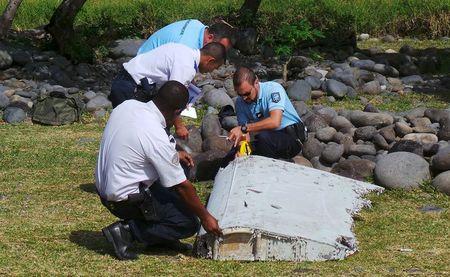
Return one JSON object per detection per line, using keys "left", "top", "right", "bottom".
{"left": 141, "top": 132, "right": 186, "bottom": 188}
{"left": 169, "top": 62, "right": 196, "bottom": 87}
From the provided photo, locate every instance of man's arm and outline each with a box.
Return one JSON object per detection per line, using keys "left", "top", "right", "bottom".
{"left": 228, "top": 109, "right": 283, "bottom": 146}
{"left": 174, "top": 115, "right": 189, "bottom": 139}
{"left": 173, "top": 180, "right": 222, "bottom": 236}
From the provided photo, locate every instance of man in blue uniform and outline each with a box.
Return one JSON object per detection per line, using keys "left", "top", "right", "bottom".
{"left": 137, "top": 19, "right": 233, "bottom": 54}
{"left": 227, "top": 66, "right": 307, "bottom": 159}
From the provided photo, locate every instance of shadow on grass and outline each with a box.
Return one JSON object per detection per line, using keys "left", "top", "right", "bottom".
{"left": 79, "top": 183, "right": 97, "bottom": 194}
{"left": 69, "top": 230, "right": 194, "bottom": 259}
{"left": 69, "top": 230, "right": 110, "bottom": 256}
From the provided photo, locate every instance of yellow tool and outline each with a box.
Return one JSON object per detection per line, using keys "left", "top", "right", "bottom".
{"left": 238, "top": 140, "right": 252, "bottom": 156}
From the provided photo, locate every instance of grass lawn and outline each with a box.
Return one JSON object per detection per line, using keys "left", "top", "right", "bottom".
{"left": 0, "top": 113, "right": 448, "bottom": 275}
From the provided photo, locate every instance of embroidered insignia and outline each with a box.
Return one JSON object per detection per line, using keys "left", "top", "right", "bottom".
{"left": 271, "top": 92, "right": 281, "bottom": 103}
{"left": 172, "top": 153, "right": 180, "bottom": 165}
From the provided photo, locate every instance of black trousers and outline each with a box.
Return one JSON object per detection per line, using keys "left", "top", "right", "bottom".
{"left": 253, "top": 129, "right": 302, "bottom": 159}
{"left": 101, "top": 182, "right": 200, "bottom": 245}
{"left": 109, "top": 68, "right": 156, "bottom": 108}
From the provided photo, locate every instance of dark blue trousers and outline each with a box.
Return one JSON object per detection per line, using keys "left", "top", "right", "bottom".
{"left": 253, "top": 130, "right": 302, "bottom": 159}
{"left": 102, "top": 182, "right": 200, "bottom": 246}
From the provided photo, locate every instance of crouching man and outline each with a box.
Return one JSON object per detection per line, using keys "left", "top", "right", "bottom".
{"left": 96, "top": 81, "right": 221, "bottom": 260}
{"left": 228, "top": 66, "right": 307, "bottom": 160}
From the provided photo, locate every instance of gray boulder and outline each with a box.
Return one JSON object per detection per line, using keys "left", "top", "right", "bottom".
{"left": 292, "top": 156, "right": 313, "bottom": 167}
{"left": 402, "top": 133, "right": 438, "bottom": 145}
{"left": 362, "top": 80, "right": 381, "bottom": 94}
{"left": 0, "top": 92, "right": 10, "bottom": 109}
{"left": 11, "top": 50, "right": 33, "bottom": 66}
{"left": 176, "top": 126, "right": 202, "bottom": 153}
{"left": 303, "top": 113, "right": 328, "bottom": 132}
{"left": 110, "top": 39, "right": 145, "bottom": 58}
{"left": 325, "top": 79, "right": 347, "bottom": 98}
{"left": 3, "top": 107, "right": 26, "bottom": 124}
{"left": 411, "top": 117, "right": 435, "bottom": 133}
{"left": 432, "top": 171, "right": 450, "bottom": 196}
{"left": 331, "top": 159, "right": 376, "bottom": 181}
{"left": 424, "top": 108, "right": 450, "bottom": 123}
{"left": 431, "top": 146, "right": 450, "bottom": 173}
{"left": 348, "top": 144, "right": 377, "bottom": 156}
{"left": 86, "top": 95, "right": 111, "bottom": 112}
{"left": 287, "top": 80, "right": 312, "bottom": 101}
{"left": 330, "top": 116, "right": 353, "bottom": 131}
{"left": 373, "top": 133, "right": 390, "bottom": 150}
{"left": 292, "top": 101, "right": 309, "bottom": 117}
{"left": 220, "top": 116, "right": 238, "bottom": 131}
{"left": 379, "top": 125, "right": 396, "bottom": 143}
{"left": 202, "top": 136, "right": 233, "bottom": 152}
{"left": 203, "top": 88, "right": 234, "bottom": 109}
{"left": 394, "top": 121, "right": 413, "bottom": 137}
{"left": 304, "top": 76, "right": 322, "bottom": 90}
{"left": 389, "top": 140, "right": 423, "bottom": 156}
{"left": 223, "top": 78, "right": 237, "bottom": 98}
{"left": 302, "top": 137, "right": 324, "bottom": 160}
{"left": 235, "top": 28, "right": 257, "bottom": 55}
{"left": 0, "top": 50, "right": 13, "bottom": 69}
{"left": 310, "top": 156, "right": 332, "bottom": 172}
{"left": 354, "top": 126, "right": 377, "bottom": 141}
{"left": 311, "top": 90, "right": 325, "bottom": 99}
{"left": 350, "top": 111, "right": 394, "bottom": 127}
{"left": 375, "top": 152, "right": 431, "bottom": 189}
{"left": 438, "top": 117, "right": 450, "bottom": 141}
{"left": 190, "top": 150, "right": 227, "bottom": 181}
{"left": 320, "top": 142, "right": 344, "bottom": 164}
{"left": 401, "top": 75, "right": 423, "bottom": 85}
{"left": 315, "top": 127, "right": 337, "bottom": 142}
{"left": 201, "top": 113, "right": 222, "bottom": 139}
{"left": 350, "top": 59, "right": 375, "bottom": 71}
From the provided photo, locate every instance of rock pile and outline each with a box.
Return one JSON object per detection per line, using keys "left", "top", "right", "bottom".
{"left": 0, "top": 37, "right": 449, "bottom": 196}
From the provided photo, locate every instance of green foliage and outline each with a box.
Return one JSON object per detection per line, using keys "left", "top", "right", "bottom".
{"left": 268, "top": 19, "right": 324, "bottom": 56}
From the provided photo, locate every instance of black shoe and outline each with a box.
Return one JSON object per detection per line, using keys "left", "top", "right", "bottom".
{"left": 102, "top": 221, "right": 138, "bottom": 260}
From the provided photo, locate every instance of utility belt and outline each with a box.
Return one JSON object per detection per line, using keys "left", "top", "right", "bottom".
{"left": 283, "top": 121, "right": 308, "bottom": 146}
{"left": 116, "top": 66, "right": 158, "bottom": 103}
{"left": 100, "top": 183, "right": 158, "bottom": 221}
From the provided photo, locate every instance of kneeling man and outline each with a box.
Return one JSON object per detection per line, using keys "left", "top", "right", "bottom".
{"left": 228, "top": 66, "right": 306, "bottom": 160}
{"left": 96, "top": 81, "right": 221, "bottom": 260}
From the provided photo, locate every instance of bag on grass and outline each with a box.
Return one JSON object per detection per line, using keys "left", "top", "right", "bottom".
{"left": 32, "top": 91, "right": 83, "bottom": 125}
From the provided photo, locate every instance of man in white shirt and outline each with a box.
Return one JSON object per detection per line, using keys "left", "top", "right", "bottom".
{"left": 97, "top": 81, "right": 222, "bottom": 260}
{"left": 108, "top": 42, "right": 226, "bottom": 139}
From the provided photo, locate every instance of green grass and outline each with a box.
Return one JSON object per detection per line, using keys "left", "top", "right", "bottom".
{"left": 0, "top": 118, "right": 449, "bottom": 275}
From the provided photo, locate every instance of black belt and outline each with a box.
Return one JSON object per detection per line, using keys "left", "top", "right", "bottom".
{"left": 284, "top": 122, "right": 308, "bottom": 145}
{"left": 116, "top": 66, "right": 158, "bottom": 102}
{"left": 99, "top": 183, "right": 158, "bottom": 221}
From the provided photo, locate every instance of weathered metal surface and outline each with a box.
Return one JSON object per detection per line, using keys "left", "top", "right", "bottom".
{"left": 195, "top": 155, "right": 384, "bottom": 261}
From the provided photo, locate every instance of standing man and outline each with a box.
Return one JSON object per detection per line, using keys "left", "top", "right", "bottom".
{"left": 109, "top": 42, "right": 226, "bottom": 139}
{"left": 97, "top": 81, "right": 222, "bottom": 260}
{"left": 137, "top": 19, "right": 233, "bottom": 54}
{"left": 227, "top": 66, "right": 307, "bottom": 160}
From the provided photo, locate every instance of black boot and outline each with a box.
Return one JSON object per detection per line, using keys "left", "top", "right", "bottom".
{"left": 102, "top": 221, "right": 138, "bottom": 260}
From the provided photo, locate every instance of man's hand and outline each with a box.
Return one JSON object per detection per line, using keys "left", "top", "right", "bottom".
{"left": 178, "top": 151, "right": 194, "bottom": 167}
{"left": 227, "top": 126, "right": 245, "bottom": 147}
{"left": 201, "top": 213, "right": 222, "bottom": 236}
{"left": 175, "top": 125, "right": 189, "bottom": 140}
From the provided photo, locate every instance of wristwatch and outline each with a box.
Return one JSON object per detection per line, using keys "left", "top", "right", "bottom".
{"left": 240, "top": 125, "right": 248, "bottom": 133}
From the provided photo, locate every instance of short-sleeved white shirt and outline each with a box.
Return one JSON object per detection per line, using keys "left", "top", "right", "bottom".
{"left": 95, "top": 100, "right": 186, "bottom": 202}
{"left": 123, "top": 42, "right": 200, "bottom": 88}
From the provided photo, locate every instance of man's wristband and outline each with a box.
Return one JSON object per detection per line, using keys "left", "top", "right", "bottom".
{"left": 240, "top": 125, "right": 248, "bottom": 133}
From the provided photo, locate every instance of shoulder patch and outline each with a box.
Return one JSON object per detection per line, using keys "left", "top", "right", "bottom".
{"left": 172, "top": 153, "right": 180, "bottom": 165}
{"left": 271, "top": 92, "right": 281, "bottom": 103}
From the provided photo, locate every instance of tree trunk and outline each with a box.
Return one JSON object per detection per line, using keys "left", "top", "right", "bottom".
{"left": 238, "top": 0, "right": 262, "bottom": 18}
{"left": 0, "top": 0, "right": 23, "bottom": 39}
{"left": 45, "top": 0, "right": 87, "bottom": 55}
